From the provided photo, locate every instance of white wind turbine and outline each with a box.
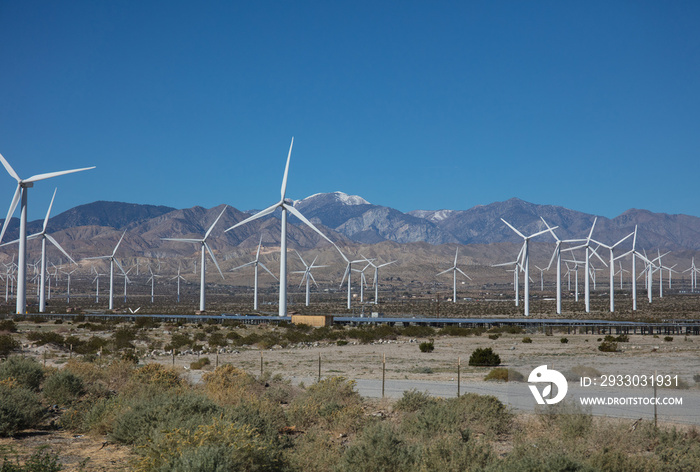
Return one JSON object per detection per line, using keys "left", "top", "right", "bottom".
{"left": 162, "top": 206, "right": 227, "bottom": 312}
{"left": 84, "top": 231, "right": 128, "bottom": 311}
{"left": 683, "top": 257, "right": 697, "bottom": 292}
{"left": 436, "top": 248, "right": 471, "bottom": 304}
{"left": 337, "top": 249, "right": 371, "bottom": 309}
{"left": 613, "top": 227, "right": 648, "bottom": 310}
{"left": 0, "top": 189, "right": 77, "bottom": 312}
{"left": 172, "top": 262, "right": 186, "bottom": 303}
{"left": 501, "top": 219, "right": 556, "bottom": 316}
{"left": 352, "top": 262, "right": 372, "bottom": 303}
{"left": 493, "top": 258, "right": 521, "bottom": 307}
{"left": 231, "top": 237, "right": 278, "bottom": 311}
{"left": 562, "top": 218, "right": 606, "bottom": 313}
{"left": 121, "top": 267, "right": 132, "bottom": 303}
{"left": 541, "top": 217, "right": 584, "bottom": 315}
{"left": 224, "top": 139, "right": 336, "bottom": 317}
{"left": 61, "top": 268, "right": 77, "bottom": 304}
{"left": 614, "top": 261, "right": 629, "bottom": 290}
{"left": 362, "top": 256, "right": 397, "bottom": 304}
{"left": 0, "top": 153, "right": 94, "bottom": 314}
{"left": 147, "top": 267, "right": 161, "bottom": 304}
{"left": 292, "top": 250, "right": 328, "bottom": 306}
{"left": 91, "top": 267, "right": 105, "bottom": 303}
{"left": 591, "top": 231, "right": 634, "bottom": 312}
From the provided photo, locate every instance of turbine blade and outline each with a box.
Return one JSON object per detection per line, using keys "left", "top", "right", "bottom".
{"left": 204, "top": 242, "right": 225, "bottom": 280}
{"left": 456, "top": 267, "right": 472, "bottom": 280}
{"left": 112, "top": 230, "right": 127, "bottom": 256}
{"left": 231, "top": 261, "right": 256, "bottom": 271}
{"left": 436, "top": 268, "right": 453, "bottom": 276}
{"left": 379, "top": 260, "right": 397, "bottom": 268}
{"left": 225, "top": 202, "right": 279, "bottom": 232}
{"left": 340, "top": 264, "right": 350, "bottom": 288}
{"left": 0, "top": 186, "right": 21, "bottom": 244}
{"left": 309, "top": 271, "right": 319, "bottom": 288}
{"left": 501, "top": 218, "right": 525, "bottom": 239}
{"left": 281, "top": 137, "right": 293, "bottom": 200}
{"left": 25, "top": 166, "right": 96, "bottom": 183}
{"left": 540, "top": 217, "right": 560, "bottom": 241}
{"left": 204, "top": 206, "right": 227, "bottom": 240}
{"left": 285, "top": 204, "right": 334, "bottom": 245}
{"left": 258, "top": 262, "right": 278, "bottom": 280}
{"left": 586, "top": 217, "right": 598, "bottom": 241}
{"left": 45, "top": 234, "right": 77, "bottom": 265}
{"left": 614, "top": 231, "right": 634, "bottom": 248}
{"left": 43, "top": 188, "right": 57, "bottom": 232}
{"left": 295, "top": 249, "right": 307, "bottom": 268}
{"left": 529, "top": 226, "right": 558, "bottom": 239}
{"left": 162, "top": 238, "right": 202, "bottom": 243}
{"left": 454, "top": 248, "right": 459, "bottom": 266}
{"left": 0, "top": 153, "right": 20, "bottom": 181}
{"left": 115, "top": 259, "right": 130, "bottom": 282}
{"left": 256, "top": 235, "right": 263, "bottom": 260}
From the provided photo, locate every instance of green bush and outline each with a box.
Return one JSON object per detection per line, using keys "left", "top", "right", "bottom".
{"left": 43, "top": 370, "right": 84, "bottom": 406}
{"left": 401, "top": 325, "right": 436, "bottom": 337}
{"left": 521, "top": 337, "right": 532, "bottom": 343}
{"left": 0, "top": 384, "right": 44, "bottom": 437}
{"left": 419, "top": 341, "right": 435, "bottom": 353}
{"left": 0, "top": 320, "right": 17, "bottom": 332}
{"left": 0, "top": 335, "right": 20, "bottom": 358}
{"left": 488, "top": 334, "right": 500, "bottom": 340}
{"left": 664, "top": 336, "right": 674, "bottom": 342}
{"left": 598, "top": 341, "right": 618, "bottom": 352}
{"left": 288, "top": 377, "right": 363, "bottom": 431}
{"left": 0, "top": 357, "right": 45, "bottom": 391}
{"left": 560, "top": 337, "right": 569, "bottom": 344}
{"left": 468, "top": 348, "right": 501, "bottom": 367}
{"left": 26, "top": 331, "right": 64, "bottom": 347}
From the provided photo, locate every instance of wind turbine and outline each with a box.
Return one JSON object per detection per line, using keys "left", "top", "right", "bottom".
{"left": 352, "top": 262, "right": 372, "bottom": 303}
{"left": 231, "top": 237, "right": 278, "bottom": 311}
{"left": 614, "top": 262, "right": 629, "bottom": 290}
{"left": 493, "top": 258, "right": 521, "bottom": 307}
{"left": 162, "top": 206, "right": 227, "bottom": 312}
{"left": 121, "top": 267, "right": 132, "bottom": 303}
{"left": 84, "top": 231, "right": 128, "bottom": 310}
{"left": 61, "top": 268, "right": 77, "bottom": 304}
{"left": 147, "top": 267, "right": 160, "bottom": 304}
{"left": 1, "top": 189, "right": 76, "bottom": 312}
{"left": 0, "top": 153, "right": 94, "bottom": 314}
{"left": 224, "top": 139, "right": 336, "bottom": 317}
{"left": 436, "top": 248, "right": 471, "bottom": 304}
{"left": 683, "top": 257, "right": 697, "bottom": 292}
{"left": 171, "top": 262, "right": 186, "bottom": 303}
{"left": 541, "top": 218, "right": 584, "bottom": 315}
{"left": 613, "top": 226, "right": 647, "bottom": 310}
{"left": 362, "top": 256, "right": 397, "bottom": 304}
{"left": 292, "top": 250, "right": 327, "bottom": 306}
{"left": 562, "top": 218, "right": 605, "bottom": 313}
{"left": 337, "top": 248, "right": 371, "bottom": 309}
{"left": 91, "top": 267, "right": 104, "bottom": 303}
{"left": 591, "top": 231, "right": 634, "bottom": 312}
{"left": 501, "top": 219, "right": 556, "bottom": 316}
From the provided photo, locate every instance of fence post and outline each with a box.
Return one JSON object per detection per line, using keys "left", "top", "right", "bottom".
{"left": 382, "top": 353, "right": 386, "bottom": 398}
{"left": 260, "top": 351, "right": 264, "bottom": 377}
{"left": 654, "top": 370, "right": 658, "bottom": 428}
{"left": 457, "top": 357, "right": 461, "bottom": 398}
{"left": 318, "top": 353, "right": 321, "bottom": 383}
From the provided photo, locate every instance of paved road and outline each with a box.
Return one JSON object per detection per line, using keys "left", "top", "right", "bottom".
{"left": 292, "top": 376, "right": 700, "bottom": 426}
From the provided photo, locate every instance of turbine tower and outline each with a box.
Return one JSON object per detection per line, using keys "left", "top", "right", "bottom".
{"left": 231, "top": 237, "right": 278, "bottom": 311}
{"left": 84, "top": 231, "right": 128, "bottom": 311}
{"left": 501, "top": 219, "right": 556, "bottom": 316}
{"left": 562, "top": 218, "right": 605, "bottom": 313}
{"left": 225, "top": 138, "right": 336, "bottom": 317}
{"left": 1, "top": 189, "right": 76, "bottom": 312}
{"left": 0, "top": 153, "right": 94, "bottom": 314}
{"left": 436, "top": 248, "right": 471, "bottom": 304}
{"left": 162, "top": 206, "right": 227, "bottom": 312}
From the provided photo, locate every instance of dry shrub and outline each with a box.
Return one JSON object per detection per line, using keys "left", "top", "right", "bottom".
{"left": 287, "top": 377, "right": 364, "bottom": 432}
{"left": 202, "top": 364, "right": 262, "bottom": 405}
{"left": 134, "top": 418, "right": 288, "bottom": 472}
{"left": 285, "top": 429, "right": 343, "bottom": 472}
{"left": 0, "top": 356, "right": 44, "bottom": 391}
{"left": 130, "top": 363, "right": 182, "bottom": 390}
{"left": 0, "top": 383, "right": 45, "bottom": 436}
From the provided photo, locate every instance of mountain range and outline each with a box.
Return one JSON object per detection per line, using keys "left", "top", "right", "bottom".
{"left": 2, "top": 192, "right": 700, "bottom": 268}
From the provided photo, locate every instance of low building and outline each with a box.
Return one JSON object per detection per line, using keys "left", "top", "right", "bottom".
{"left": 291, "top": 314, "right": 334, "bottom": 327}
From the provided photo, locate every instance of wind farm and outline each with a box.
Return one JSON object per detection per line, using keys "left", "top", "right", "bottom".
{"left": 2, "top": 2, "right": 700, "bottom": 468}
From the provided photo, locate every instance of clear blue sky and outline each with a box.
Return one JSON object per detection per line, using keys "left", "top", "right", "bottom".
{"left": 1, "top": 1, "right": 699, "bottom": 221}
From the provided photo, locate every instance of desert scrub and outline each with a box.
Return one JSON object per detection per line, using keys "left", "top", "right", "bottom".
{"left": 0, "top": 448, "right": 62, "bottom": 471}
{"left": 598, "top": 341, "right": 618, "bottom": 352}
{"left": 110, "top": 391, "right": 221, "bottom": 445}
{"left": 189, "top": 357, "right": 210, "bottom": 370}
{"left": 484, "top": 368, "right": 524, "bottom": 382}
{"left": 0, "top": 383, "right": 45, "bottom": 437}
{"left": 0, "top": 356, "right": 44, "bottom": 391}
{"left": 402, "top": 393, "right": 512, "bottom": 439}
{"left": 202, "top": 365, "right": 262, "bottom": 405}
{"left": 135, "top": 418, "right": 289, "bottom": 472}
{"left": 287, "top": 377, "right": 364, "bottom": 432}
{"left": 336, "top": 422, "right": 417, "bottom": 472}
{"left": 130, "top": 363, "right": 182, "bottom": 390}
{"left": 521, "top": 337, "right": 533, "bottom": 343}
{"left": 419, "top": 341, "right": 434, "bottom": 353}
{"left": 0, "top": 334, "right": 20, "bottom": 358}
{"left": 414, "top": 433, "right": 493, "bottom": 472}
{"left": 395, "top": 389, "right": 438, "bottom": 413}
{"left": 42, "top": 370, "right": 84, "bottom": 406}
